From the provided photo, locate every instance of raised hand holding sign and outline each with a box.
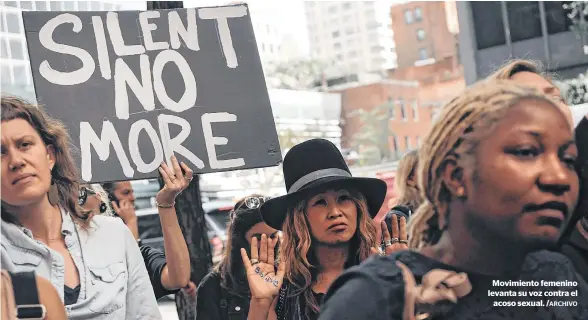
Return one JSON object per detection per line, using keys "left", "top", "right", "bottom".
{"left": 155, "top": 155, "right": 193, "bottom": 206}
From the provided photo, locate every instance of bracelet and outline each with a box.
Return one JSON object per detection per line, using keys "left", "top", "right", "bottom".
{"left": 155, "top": 200, "right": 175, "bottom": 208}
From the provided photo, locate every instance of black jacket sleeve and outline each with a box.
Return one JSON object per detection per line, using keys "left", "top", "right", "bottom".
{"left": 139, "top": 244, "right": 179, "bottom": 300}
{"left": 196, "top": 272, "right": 223, "bottom": 320}
{"left": 319, "top": 259, "right": 405, "bottom": 320}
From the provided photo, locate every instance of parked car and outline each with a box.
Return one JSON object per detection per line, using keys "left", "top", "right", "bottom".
{"left": 135, "top": 200, "right": 234, "bottom": 264}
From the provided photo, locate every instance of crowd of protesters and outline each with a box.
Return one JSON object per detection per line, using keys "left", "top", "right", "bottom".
{"left": 1, "top": 58, "right": 587, "bottom": 320}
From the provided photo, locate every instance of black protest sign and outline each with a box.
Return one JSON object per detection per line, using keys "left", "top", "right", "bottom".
{"left": 22, "top": 5, "right": 281, "bottom": 183}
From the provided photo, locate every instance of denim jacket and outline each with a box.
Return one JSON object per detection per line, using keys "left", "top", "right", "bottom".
{"left": 1, "top": 208, "right": 162, "bottom": 320}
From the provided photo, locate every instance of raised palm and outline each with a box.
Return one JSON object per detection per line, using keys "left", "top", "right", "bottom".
{"left": 240, "top": 234, "right": 285, "bottom": 301}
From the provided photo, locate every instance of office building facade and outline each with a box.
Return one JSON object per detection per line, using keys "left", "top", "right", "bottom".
{"left": 304, "top": 1, "right": 397, "bottom": 78}
{"left": 457, "top": 1, "right": 587, "bottom": 84}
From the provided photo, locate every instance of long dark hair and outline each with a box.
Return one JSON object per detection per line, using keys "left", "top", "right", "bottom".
{"left": 1, "top": 96, "right": 89, "bottom": 224}
{"left": 214, "top": 195, "right": 279, "bottom": 297}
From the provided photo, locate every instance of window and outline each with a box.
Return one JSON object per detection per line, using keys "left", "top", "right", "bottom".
{"left": 368, "top": 22, "right": 380, "bottom": 30}
{"left": 417, "top": 29, "right": 426, "bottom": 41}
{"left": 343, "top": 2, "right": 351, "bottom": 10}
{"left": 36, "top": 1, "right": 48, "bottom": 10}
{"left": 334, "top": 42, "right": 341, "bottom": 50}
{"left": 348, "top": 51, "right": 357, "bottom": 58}
{"left": 13, "top": 65, "right": 28, "bottom": 85}
{"left": 64, "top": 1, "right": 75, "bottom": 10}
{"left": 371, "top": 45, "right": 382, "bottom": 53}
{"left": 4, "top": 2, "right": 17, "bottom": 8}
{"left": 404, "top": 9, "right": 413, "bottom": 24}
{"left": 78, "top": 2, "right": 88, "bottom": 11}
{"left": 1, "top": 40, "right": 9, "bottom": 60}
{"left": 0, "top": 13, "right": 5, "bottom": 32}
{"left": 405, "top": 136, "right": 411, "bottom": 150}
{"left": 345, "top": 27, "right": 355, "bottom": 35}
{"left": 471, "top": 2, "right": 506, "bottom": 49}
{"left": 20, "top": 1, "right": 33, "bottom": 10}
{"left": 419, "top": 48, "right": 428, "bottom": 60}
{"left": 416, "top": 136, "right": 421, "bottom": 147}
{"left": 332, "top": 31, "right": 340, "bottom": 38}
{"left": 9, "top": 39, "right": 23, "bottom": 60}
{"left": 91, "top": 1, "right": 101, "bottom": 11}
{"left": 545, "top": 1, "right": 573, "bottom": 34}
{"left": 328, "top": 5, "right": 337, "bottom": 13}
{"left": 414, "top": 7, "right": 423, "bottom": 22}
{"left": 336, "top": 54, "right": 343, "bottom": 60}
{"left": 392, "top": 136, "right": 399, "bottom": 152}
{"left": 269, "top": 44, "right": 274, "bottom": 54}
{"left": 50, "top": 1, "right": 61, "bottom": 10}
{"left": 387, "top": 98, "right": 396, "bottom": 119}
{"left": 507, "top": 2, "right": 542, "bottom": 42}
{"left": 399, "top": 99, "right": 407, "bottom": 121}
{"left": 5, "top": 12, "right": 20, "bottom": 34}
{"left": 1, "top": 64, "right": 11, "bottom": 84}
{"left": 411, "top": 100, "right": 419, "bottom": 121}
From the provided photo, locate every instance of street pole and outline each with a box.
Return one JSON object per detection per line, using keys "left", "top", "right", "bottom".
{"left": 145, "top": 2, "right": 213, "bottom": 319}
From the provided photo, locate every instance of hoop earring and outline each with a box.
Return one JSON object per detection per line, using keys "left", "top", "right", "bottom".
{"left": 48, "top": 180, "right": 59, "bottom": 206}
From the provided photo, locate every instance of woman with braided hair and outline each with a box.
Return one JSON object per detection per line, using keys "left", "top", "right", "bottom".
{"left": 318, "top": 80, "right": 588, "bottom": 320}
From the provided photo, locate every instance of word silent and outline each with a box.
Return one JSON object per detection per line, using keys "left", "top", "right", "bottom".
{"left": 80, "top": 112, "right": 245, "bottom": 181}
{"left": 38, "top": 6, "right": 247, "bottom": 120}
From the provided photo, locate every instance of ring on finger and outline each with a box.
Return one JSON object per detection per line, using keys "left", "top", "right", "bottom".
{"left": 251, "top": 259, "right": 259, "bottom": 265}
{"left": 399, "top": 239, "right": 409, "bottom": 245}
{"left": 391, "top": 238, "right": 399, "bottom": 244}
{"left": 384, "top": 240, "right": 393, "bottom": 247}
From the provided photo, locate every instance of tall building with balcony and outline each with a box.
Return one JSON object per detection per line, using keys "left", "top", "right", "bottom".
{"left": 304, "top": 1, "right": 397, "bottom": 78}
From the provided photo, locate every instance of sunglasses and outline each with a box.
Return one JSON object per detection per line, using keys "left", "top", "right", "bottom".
{"left": 230, "top": 196, "right": 271, "bottom": 221}
{"left": 78, "top": 187, "right": 107, "bottom": 214}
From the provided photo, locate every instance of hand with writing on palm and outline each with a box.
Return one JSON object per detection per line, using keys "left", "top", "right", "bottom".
{"left": 240, "top": 234, "right": 285, "bottom": 302}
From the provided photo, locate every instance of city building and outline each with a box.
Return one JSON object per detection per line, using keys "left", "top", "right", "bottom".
{"left": 457, "top": 1, "right": 587, "bottom": 83}
{"left": 304, "top": 1, "right": 397, "bottom": 78}
{"left": 390, "top": 1, "right": 458, "bottom": 69}
{"left": 332, "top": 78, "right": 435, "bottom": 162}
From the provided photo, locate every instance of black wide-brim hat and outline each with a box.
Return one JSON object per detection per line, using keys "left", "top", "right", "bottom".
{"left": 260, "top": 139, "right": 387, "bottom": 230}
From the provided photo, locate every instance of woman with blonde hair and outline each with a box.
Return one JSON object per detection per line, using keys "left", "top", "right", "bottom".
{"left": 0, "top": 96, "right": 161, "bottom": 319}
{"left": 318, "top": 81, "right": 587, "bottom": 319}
{"left": 240, "top": 139, "right": 408, "bottom": 320}
{"left": 394, "top": 150, "right": 422, "bottom": 214}
{"left": 487, "top": 59, "right": 573, "bottom": 127}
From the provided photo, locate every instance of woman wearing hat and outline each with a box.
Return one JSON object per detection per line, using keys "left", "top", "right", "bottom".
{"left": 240, "top": 139, "right": 409, "bottom": 320}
